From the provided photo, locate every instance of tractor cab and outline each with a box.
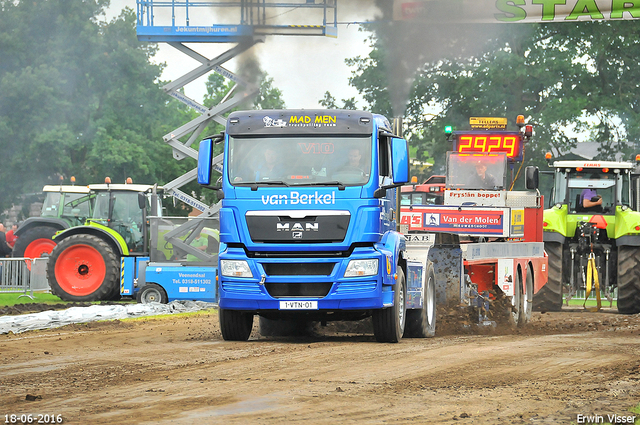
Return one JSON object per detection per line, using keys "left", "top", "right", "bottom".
{"left": 41, "top": 184, "right": 93, "bottom": 226}
{"left": 87, "top": 182, "right": 162, "bottom": 253}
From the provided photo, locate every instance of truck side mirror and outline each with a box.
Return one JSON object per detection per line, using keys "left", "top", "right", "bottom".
{"left": 137, "top": 192, "right": 146, "bottom": 210}
{"left": 391, "top": 137, "right": 410, "bottom": 184}
{"left": 198, "top": 139, "right": 214, "bottom": 185}
{"left": 525, "top": 166, "right": 539, "bottom": 190}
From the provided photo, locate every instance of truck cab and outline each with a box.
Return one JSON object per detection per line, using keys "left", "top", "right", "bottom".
{"left": 199, "top": 109, "right": 436, "bottom": 342}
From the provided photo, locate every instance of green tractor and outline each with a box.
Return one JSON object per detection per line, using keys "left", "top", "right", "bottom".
{"left": 13, "top": 183, "right": 93, "bottom": 258}
{"left": 46, "top": 181, "right": 162, "bottom": 302}
{"left": 537, "top": 157, "right": 640, "bottom": 313}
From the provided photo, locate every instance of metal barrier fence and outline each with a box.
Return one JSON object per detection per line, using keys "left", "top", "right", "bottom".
{"left": 0, "top": 258, "right": 49, "bottom": 299}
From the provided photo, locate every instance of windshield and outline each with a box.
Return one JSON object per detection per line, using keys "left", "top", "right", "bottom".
{"left": 401, "top": 192, "right": 443, "bottom": 206}
{"left": 555, "top": 169, "right": 627, "bottom": 214}
{"left": 446, "top": 152, "right": 507, "bottom": 190}
{"left": 228, "top": 136, "right": 372, "bottom": 186}
{"left": 41, "top": 193, "right": 62, "bottom": 217}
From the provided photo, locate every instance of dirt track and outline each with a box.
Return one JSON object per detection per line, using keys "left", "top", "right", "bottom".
{"left": 1, "top": 307, "right": 639, "bottom": 424}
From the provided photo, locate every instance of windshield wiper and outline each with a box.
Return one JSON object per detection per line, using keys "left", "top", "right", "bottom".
{"left": 292, "top": 181, "right": 346, "bottom": 190}
{"left": 234, "top": 181, "right": 290, "bottom": 191}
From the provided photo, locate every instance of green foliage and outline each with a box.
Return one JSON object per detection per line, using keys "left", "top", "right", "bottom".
{"left": 0, "top": 0, "right": 286, "bottom": 217}
{"left": 335, "top": 21, "right": 640, "bottom": 182}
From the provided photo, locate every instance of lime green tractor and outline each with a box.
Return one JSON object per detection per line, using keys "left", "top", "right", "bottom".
{"left": 13, "top": 183, "right": 93, "bottom": 258}
{"left": 537, "top": 158, "right": 640, "bottom": 313}
{"left": 46, "top": 182, "right": 162, "bottom": 302}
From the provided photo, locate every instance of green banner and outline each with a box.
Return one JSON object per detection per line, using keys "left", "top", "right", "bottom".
{"left": 393, "top": 0, "right": 640, "bottom": 23}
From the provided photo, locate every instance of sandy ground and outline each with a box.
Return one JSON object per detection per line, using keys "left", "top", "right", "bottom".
{"left": 1, "top": 307, "right": 639, "bottom": 425}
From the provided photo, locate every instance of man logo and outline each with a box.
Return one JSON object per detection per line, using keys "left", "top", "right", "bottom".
{"left": 276, "top": 222, "right": 319, "bottom": 232}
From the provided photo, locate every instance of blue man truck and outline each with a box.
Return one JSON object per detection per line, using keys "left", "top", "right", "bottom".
{"left": 197, "top": 109, "right": 437, "bottom": 342}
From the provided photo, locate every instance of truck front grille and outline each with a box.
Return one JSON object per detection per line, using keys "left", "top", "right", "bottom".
{"left": 263, "top": 262, "right": 335, "bottom": 276}
{"left": 265, "top": 282, "right": 333, "bottom": 298}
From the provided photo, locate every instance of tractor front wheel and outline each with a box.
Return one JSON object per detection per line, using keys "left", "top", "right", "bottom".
{"left": 47, "top": 234, "right": 120, "bottom": 302}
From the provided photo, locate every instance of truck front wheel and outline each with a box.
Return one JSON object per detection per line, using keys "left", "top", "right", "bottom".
{"left": 617, "top": 246, "right": 640, "bottom": 314}
{"left": 219, "top": 308, "right": 254, "bottom": 341}
{"left": 372, "top": 268, "right": 406, "bottom": 343}
{"left": 47, "top": 234, "right": 120, "bottom": 302}
{"left": 404, "top": 263, "right": 436, "bottom": 338}
{"left": 533, "top": 242, "right": 563, "bottom": 311}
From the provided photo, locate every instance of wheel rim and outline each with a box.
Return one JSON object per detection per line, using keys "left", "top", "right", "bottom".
{"left": 54, "top": 244, "right": 107, "bottom": 296}
{"left": 141, "top": 288, "right": 162, "bottom": 303}
{"left": 24, "top": 238, "right": 56, "bottom": 259}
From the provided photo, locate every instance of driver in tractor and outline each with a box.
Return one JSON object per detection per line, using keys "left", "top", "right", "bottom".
{"left": 580, "top": 174, "right": 603, "bottom": 212}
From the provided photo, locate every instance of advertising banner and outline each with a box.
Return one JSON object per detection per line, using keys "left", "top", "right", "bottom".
{"left": 400, "top": 206, "right": 525, "bottom": 237}
{"left": 394, "top": 0, "right": 640, "bottom": 23}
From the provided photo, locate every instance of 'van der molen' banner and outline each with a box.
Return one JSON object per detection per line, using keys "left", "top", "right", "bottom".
{"left": 393, "top": 0, "right": 640, "bottom": 23}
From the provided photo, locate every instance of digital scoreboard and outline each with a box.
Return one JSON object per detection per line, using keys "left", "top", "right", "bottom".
{"left": 453, "top": 132, "right": 524, "bottom": 161}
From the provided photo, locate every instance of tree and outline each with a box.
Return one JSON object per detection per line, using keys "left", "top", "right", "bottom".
{"left": 337, "top": 21, "right": 640, "bottom": 183}
{"left": 0, "top": 0, "right": 185, "bottom": 214}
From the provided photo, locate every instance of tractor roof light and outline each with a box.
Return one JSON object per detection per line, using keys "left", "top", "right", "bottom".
{"left": 126, "top": 177, "right": 133, "bottom": 184}
{"left": 105, "top": 177, "right": 112, "bottom": 184}
{"left": 411, "top": 176, "right": 418, "bottom": 184}
{"left": 545, "top": 152, "right": 553, "bottom": 160}
{"left": 576, "top": 167, "right": 583, "bottom": 172}
{"left": 445, "top": 125, "right": 453, "bottom": 135}
{"left": 636, "top": 154, "right": 640, "bottom": 163}
{"left": 516, "top": 115, "right": 525, "bottom": 127}
{"left": 602, "top": 168, "right": 609, "bottom": 173}
{"left": 70, "top": 176, "right": 76, "bottom": 185}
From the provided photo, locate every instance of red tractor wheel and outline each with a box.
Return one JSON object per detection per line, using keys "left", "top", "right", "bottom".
{"left": 12, "top": 226, "right": 59, "bottom": 258}
{"left": 47, "top": 234, "right": 120, "bottom": 302}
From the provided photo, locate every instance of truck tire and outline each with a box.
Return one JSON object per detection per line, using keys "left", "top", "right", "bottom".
{"left": 533, "top": 242, "right": 563, "bottom": 311}
{"left": 12, "top": 226, "right": 58, "bottom": 258}
{"left": 372, "top": 268, "right": 406, "bottom": 343}
{"left": 137, "top": 284, "right": 168, "bottom": 304}
{"left": 617, "top": 246, "right": 640, "bottom": 314}
{"left": 47, "top": 234, "right": 120, "bottom": 302}
{"left": 404, "top": 263, "right": 436, "bottom": 338}
{"left": 219, "top": 308, "right": 254, "bottom": 341}
{"left": 519, "top": 265, "right": 534, "bottom": 326}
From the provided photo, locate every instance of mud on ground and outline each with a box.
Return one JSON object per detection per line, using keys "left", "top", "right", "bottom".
{"left": 0, "top": 307, "right": 639, "bottom": 424}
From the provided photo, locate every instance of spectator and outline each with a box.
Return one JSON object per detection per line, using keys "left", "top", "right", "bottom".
{"left": 5, "top": 223, "right": 18, "bottom": 248}
{"left": 0, "top": 224, "right": 13, "bottom": 257}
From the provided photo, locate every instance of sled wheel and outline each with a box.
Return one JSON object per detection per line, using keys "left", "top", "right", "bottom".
{"left": 219, "top": 308, "right": 254, "bottom": 341}
{"left": 404, "top": 262, "right": 436, "bottom": 338}
{"left": 510, "top": 269, "right": 523, "bottom": 327}
{"left": 47, "top": 234, "right": 120, "bottom": 302}
{"left": 137, "top": 284, "right": 168, "bottom": 304}
{"left": 372, "top": 267, "right": 406, "bottom": 343}
{"left": 519, "top": 264, "right": 534, "bottom": 326}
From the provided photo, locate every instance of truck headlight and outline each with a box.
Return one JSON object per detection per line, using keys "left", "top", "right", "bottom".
{"left": 344, "top": 259, "right": 378, "bottom": 277}
{"left": 220, "top": 260, "right": 253, "bottom": 278}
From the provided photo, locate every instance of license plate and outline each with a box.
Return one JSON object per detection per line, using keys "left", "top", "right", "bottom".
{"left": 279, "top": 300, "right": 318, "bottom": 310}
